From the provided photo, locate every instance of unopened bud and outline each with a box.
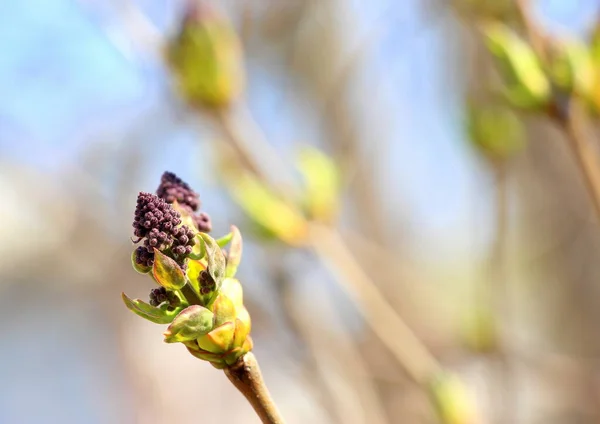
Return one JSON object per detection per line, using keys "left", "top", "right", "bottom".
{"left": 166, "top": 4, "right": 244, "bottom": 108}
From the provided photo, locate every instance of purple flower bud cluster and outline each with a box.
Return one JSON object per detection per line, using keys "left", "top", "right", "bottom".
{"left": 171, "top": 225, "right": 196, "bottom": 260}
{"left": 156, "top": 172, "right": 213, "bottom": 233}
{"left": 132, "top": 192, "right": 195, "bottom": 267}
{"left": 193, "top": 212, "right": 212, "bottom": 233}
{"left": 157, "top": 171, "right": 200, "bottom": 212}
{"left": 149, "top": 287, "right": 181, "bottom": 308}
{"left": 198, "top": 269, "right": 216, "bottom": 295}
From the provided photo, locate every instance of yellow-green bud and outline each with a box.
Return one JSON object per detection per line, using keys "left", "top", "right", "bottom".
{"left": 547, "top": 38, "right": 595, "bottom": 96}
{"left": 460, "top": 307, "right": 499, "bottom": 354}
{"left": 166, "top": 4, "right": 244, "bottom": 108}
{"left": 428, "top": 373, "right": 478, "bottom": 424}
{"left": 484, "top": 23, "right": 551, "bottom": 110}
{"left": 466, "top": 101, "right": 525, "bottom": 160}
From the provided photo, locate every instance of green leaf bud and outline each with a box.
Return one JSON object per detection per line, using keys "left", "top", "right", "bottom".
{"left": 166, "top": 4, "right": 244, "bottom": 108}
{"left": 211, "top": 294, "right": 236, "bottom": 327}
{"left": 428, "top": 372, "right": 478, "bottom": 424}
{"left": 163, "top": 305, "right": 214, "bottom": 343}
{"left": 220, "top": 278, "right": 244, "bottom": 308}
{"left": 484, "top": 23, "right": 551, "bottom": 110}
{"left": 297, "top": 146, "right": 340, "bottom": 223}
{"left": 197, "top": 321, "right": 236, "bottom": 353}
{"left": 466, "top": 101, "right": 526, "bottom": 160}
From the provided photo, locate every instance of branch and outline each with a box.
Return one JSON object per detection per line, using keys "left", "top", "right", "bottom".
{"left": 558, "top": 102, "right": 600, "bottom": 221}
{"left": 224, "top": 352, "right": 286, "bottom": 424}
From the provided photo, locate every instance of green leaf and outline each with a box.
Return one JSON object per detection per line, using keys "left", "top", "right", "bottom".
{"left": 186, "top": 345, "right": 223, "bottom": 363}
{"left": 225, "top": 225, "right": 242, "bottom": 278}
{"left": 232, "top": 307, "right": 251, "bottom": 349}
{"left": 220, "top": 278, "right": 243, "bottom": 308}
{"left": 188, "top": 234, "right": 206, "bottom": 260}
{"left": 122, "top": 292, "right": 180, "bottom": 324}
{"left": 216, "top": 231, "right": 234, "bottom": 248}
{"left": 197, "top": 322, "right": 235, "bottom": 353}
{"left": 199, "top": 233, "right": 226, "bottom": 286}
{"left": 152, "top": 249, "right": 187, "bottom": 290}
{"left": 131, "top": 250, "right": 152, "bottom": 274}
{"left": 163, "top": 305, "right": 214, "bottom": 343}
{"left": 224, "top": 347, "right": 243, "bottom": 365}
{"left": 185, "top": 259, "right": 205, "bottom": 294}
{"left": 297, "top": 146, "right": 340, "bottom": 223}
{"left": 212, "top": 294, "right": 236, "bottom": 327}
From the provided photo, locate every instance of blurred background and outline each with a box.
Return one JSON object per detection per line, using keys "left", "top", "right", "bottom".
{"left": 2, "top": 0, "right": 600, "bottom": 423}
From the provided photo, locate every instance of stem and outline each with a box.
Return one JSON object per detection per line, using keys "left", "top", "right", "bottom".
{"left": 180, "top": 283, "right": 203, "bottom": 305}
{"left": 560, "top": 102, "right": 600, "bottom": 222}
{"left": 224, "top": 352, "right": 286, "bottom": 424}
{"left": 308, "top": 223, "right": 441, "bottom": 385}
{"left": 516, "top": 0, "right": 600, "bottom": 221}
{"left": 489, "top": 160, "right": 514, "bottom": 424}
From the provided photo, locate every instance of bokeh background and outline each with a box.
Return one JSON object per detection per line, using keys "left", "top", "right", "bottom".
{"left": 2, "top": 0, "right": 600, "bottom": 423}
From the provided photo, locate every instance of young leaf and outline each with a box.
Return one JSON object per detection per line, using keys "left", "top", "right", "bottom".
{"left": 131, "top": 250, "right": 152, "bottom": 274}
{"left": 229, "top": 173, "right": 307, "bottom": 244}
{"left": 216, "top": 231, "right": 234, "bottom": 248}
{"left": 197, "top": 322, "right": 236, "bottom": 353}
{"left": 220, "top": 278, "right": 244, "bottom": 308}
{"left": 122, "top": 292, "right": 180, "bottom": 324}
{"left": 199, "top": 233, "right": 227, "bottom": 286}
{"left": 163, "top": 305, "right": 214, "bottom": 343}
{"left": 212, "top": 294, "right": 236, "bottom": 327}
{"left": 186, "top": 259, "right": 206, "bottom": 294}
{"left": 297, "top": 146, "right": 340, "bottom": 223}
{"left": 188, "top": 234, "right": 206, "bottom": 260}
{"left": 484, "top": 23, "right": 550, "bottom": 110}
{"left": 152, "top": 249, "right": 187, "bottom": 290}
{"left": 225, "top": 225, "right": 242, "bottom": 278}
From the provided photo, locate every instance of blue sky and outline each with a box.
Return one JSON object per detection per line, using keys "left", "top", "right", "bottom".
{"left": 0, "top": 0, "right": 598, "bottom": 246}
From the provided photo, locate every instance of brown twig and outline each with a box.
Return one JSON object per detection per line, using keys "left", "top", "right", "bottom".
{"left": 224, "top": 352, "right": 286, "bottom": 424}
{"left": 516, "top": 0, "right": 600, "bottom": 220}
{"left": 558, "top": 102, "right": 600, "bottom": 222}
{"left": 307, "top": 223, "right": 442, "bottom": 386}
{"left": 488, "top": 159, "right": 515, "bottom": 424}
